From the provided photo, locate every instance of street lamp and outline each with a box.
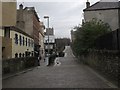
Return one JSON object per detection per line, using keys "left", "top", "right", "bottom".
{"left": 44, "top": 16, "right": 50, "bottom": 65}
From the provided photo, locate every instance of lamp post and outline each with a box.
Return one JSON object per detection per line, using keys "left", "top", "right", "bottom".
{"left": 44, "top": 16, "right": 50, "bottom": 66}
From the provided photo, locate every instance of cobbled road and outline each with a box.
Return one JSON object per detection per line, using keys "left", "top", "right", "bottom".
{"left": 3, "top": 46, "right": 116, "bottom": 88}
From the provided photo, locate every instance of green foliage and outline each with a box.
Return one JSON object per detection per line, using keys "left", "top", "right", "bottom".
{"left": 72, "top": 19, "right": 111, "bottom": 55}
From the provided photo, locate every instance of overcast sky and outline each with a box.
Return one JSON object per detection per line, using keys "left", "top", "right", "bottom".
{"left": 17, "top": 0, "right": 100, "bottom": 38}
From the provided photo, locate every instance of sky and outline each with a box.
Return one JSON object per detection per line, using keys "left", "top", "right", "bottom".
{"left": 17, "top": 0, "right": 100, "bottom": 38}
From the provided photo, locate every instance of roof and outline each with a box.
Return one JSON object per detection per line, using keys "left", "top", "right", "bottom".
{"left": 10, "top": 26, "right": 34, "bottom": 39}
{"left": 83, "top": 1, "right": 120, "bottom": 11}
{"left": 24, "top": 7, "right": 40, "bottom": 22}
{"left": 1, "top": 26, "right": 34, "bottom": 39}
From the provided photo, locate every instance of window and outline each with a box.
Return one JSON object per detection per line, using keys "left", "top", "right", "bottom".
{"left": 19, "top": 53, "right": 22, "bottom": 58}
{"left": 26, "top": 38, "right": 27, "bottom": 46}
{"left": 22, "top": 53, "right": 25, "bottom": 57}
{"left": 23, "top": 36, "right": 24, "bottom": 46}
{"left": 19, "top": 35, "right": 22, "bottom": 45}
{"left": 4, "top": 27, "right": 10, "bottom": 38}
{"left": 28, "top": 39, "right": 30, "bottom": 47}
{"left": 15, "top": 34, "right": 18, "bottom": 44}
{"left": 15, "top": 53, "right": 18, "bottom": 58}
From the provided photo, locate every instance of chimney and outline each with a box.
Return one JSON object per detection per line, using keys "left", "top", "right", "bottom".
{"left": 86, "top": 0, "right": 90, "bottom": 8}
{"left": 19, "top": 4, "right": 23, "bottom": 9}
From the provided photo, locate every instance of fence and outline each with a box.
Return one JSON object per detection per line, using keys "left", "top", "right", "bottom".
{"left": 2, "top": 57, "right": 38, "bottom": 75}
{"left": 94, "top": 29, "right": 120, "bottom": 50}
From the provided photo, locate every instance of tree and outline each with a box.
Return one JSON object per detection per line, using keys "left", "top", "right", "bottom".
{"left": 72, "top": 19, "right": 111, "bottom": 55}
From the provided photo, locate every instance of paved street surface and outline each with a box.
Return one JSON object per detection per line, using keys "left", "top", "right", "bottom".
{"left": 3, "top": 46, "right": 115, "bottom": 88}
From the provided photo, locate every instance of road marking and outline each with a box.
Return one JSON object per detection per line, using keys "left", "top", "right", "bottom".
{"left": 54, "top": 58, "right": 61, "bottom": 66}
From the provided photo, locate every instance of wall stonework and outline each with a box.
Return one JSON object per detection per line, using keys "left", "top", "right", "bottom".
{"left": 80, "top": 50, "right": 120, "bottom": 87}
{"left": 2, "top": 37, "right": 12, "bottom": 59}
{"left": 84, "top": 9, "right": 119, "bottom": 31}
{"left": 2, "top": 57, "right": 37, "bottom": 75}
{"left": 2, "top": 2, "right": 16, "bottom": 26}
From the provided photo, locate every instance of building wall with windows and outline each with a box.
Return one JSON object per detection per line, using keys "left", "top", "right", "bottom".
{"left": 39, "top": 22, "right": 45, "bottom": 59}
{"left": 11, "top": 30, "right": 34, "bottom": 58}
{"left": 83, "top": 1, "right": 120, "bottom": 31}
{"left": 84, "top": 9, "right": 119, "bottom": 31}
{"left": 17, "top": 5, "right": 45, "bottom": 57}
{"left": 2, "top": 27, "right": 34, "bottom": 59}
{"left": 17, "top": 5, "right": 41, "bottom": 46}
{"left": 44, "top": 35, "right": 55, "bottom": 54}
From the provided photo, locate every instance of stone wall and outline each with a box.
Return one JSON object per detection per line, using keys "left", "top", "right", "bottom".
{"left": 79, "top": 50, "right": 120, "bottom": 87}
{"left": 2, "top": 57, "right": 37, "bottom": 75}
{"left": 84, "top": 9, "right": 119, "bottom": 31}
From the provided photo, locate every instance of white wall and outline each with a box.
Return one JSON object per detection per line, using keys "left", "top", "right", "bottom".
{"left": 10, "top": 30, "right": 34, "bottom": 58}
{"left": 0, "top": 29, "right": 4, "bottom": 37}
{"left": 44, "top": 35, "right": 55, "bottom": 43}
{"left": 84, "top": 9, "right": 119, "bottom": 31}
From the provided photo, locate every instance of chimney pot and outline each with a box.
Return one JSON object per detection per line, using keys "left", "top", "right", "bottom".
{"left": 19, "top": 4, "right": 23, "bottom": 9}
{"left": 86, "top": 1, "right": 90, "bottom": 8}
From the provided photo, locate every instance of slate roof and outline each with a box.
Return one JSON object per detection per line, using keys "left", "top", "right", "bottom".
{"left": 83, "top": 1, "right": 120, "bottom": 11}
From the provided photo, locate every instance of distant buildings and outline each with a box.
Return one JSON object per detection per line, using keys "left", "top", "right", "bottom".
{"left": 55, "top": 38, "right": 70, "bottom": 52}
{"left": 44, "top": 27, "right": 55, "bottom": 54}
{"left": 83, "top": 0, "right": 120, "bottom": 31}
{"left": 71, "top": 30, "right": 76, "bottom": 43}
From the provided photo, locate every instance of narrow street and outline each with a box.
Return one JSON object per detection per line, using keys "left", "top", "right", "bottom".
{"left": 3, "top": 46, "right": 115, "bottom": 88}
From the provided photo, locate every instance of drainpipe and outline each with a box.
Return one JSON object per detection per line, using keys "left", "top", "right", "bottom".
{"left": 117, "top": 1, "right": 120, "bottom": 50}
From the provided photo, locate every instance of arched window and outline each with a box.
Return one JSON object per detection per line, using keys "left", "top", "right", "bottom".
{"left": 26, "top": 38, "right": 27, "bottom": 46}
{"left": 28, "top": 39, "right": 30, "bottom": 47}
{"left": 15, "top": 53, "right": 18, "bottom": 58}
{"left": 22, "top": 53, "right": 25, "bottom": 57}
{"left": 19, "top": 35, "right": 22, "bottom": 46}
{"left": 23, "top": 36, "right": 24, "bottom": 46}
{"left": 15, "top": 34, "right": 18, "bottom": 44}
{"left": 19, "top": 53, "right": 22, "bottom": 58}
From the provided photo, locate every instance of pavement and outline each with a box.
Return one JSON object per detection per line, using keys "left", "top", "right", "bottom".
{"left": 2, "top": 46, "right": 117, "bottom": 88}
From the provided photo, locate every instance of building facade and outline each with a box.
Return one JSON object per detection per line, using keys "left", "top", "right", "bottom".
{"left": 44, "top": 28, "right": 55, "bottom": 55}
{"left": 39, "top": 22, "right": 45, "bottom": 59}
{"left": 1, "top": 1, "right": 16, "bottom": 26}
{"left": 83, "top": 0, "right": 120, "bottom": 31}
{"left": 16, "top": 4, "right": 45, "bottom": 57}
{"left": 71, "top": 30, "right": 76, "bottom": 43}
{"left": 2, "top": 26, "right": 34, "bottom": 59}
{"left": 1, "top": 1, "right": 17, "bottom": 60}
